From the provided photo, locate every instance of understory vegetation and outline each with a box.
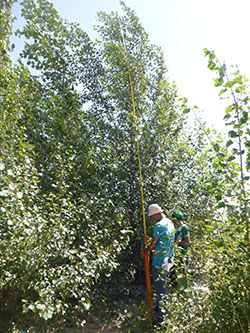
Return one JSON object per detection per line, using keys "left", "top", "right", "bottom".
{"left": 0, "top": 0, "right": 249, "bottom": 332}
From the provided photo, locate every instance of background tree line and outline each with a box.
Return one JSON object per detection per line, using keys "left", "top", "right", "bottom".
{"left": 0, "top": 0, "right": 249, "bottom": 331}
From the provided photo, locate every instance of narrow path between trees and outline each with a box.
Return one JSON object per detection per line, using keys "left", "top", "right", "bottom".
{"left": 63, "top": 285, "right": 152, "bottom": 333}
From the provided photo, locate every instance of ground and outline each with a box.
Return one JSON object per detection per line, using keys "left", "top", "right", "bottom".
{"left": 63, "top": 285, "right": 154, "bottom": 333}
{"left": 62, "top": 277, "right": 208, "bottom": 333}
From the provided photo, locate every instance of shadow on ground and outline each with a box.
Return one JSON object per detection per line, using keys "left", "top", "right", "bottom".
{"left": 63, "top": 285, "right": 153, "bottom": 333}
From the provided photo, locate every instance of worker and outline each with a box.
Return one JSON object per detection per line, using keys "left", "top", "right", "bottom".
{"left": 172, "top": 210, "right": 191, "bottom": 271}
{"left": 143, "top": 204, "right": 175, "bottom": 326}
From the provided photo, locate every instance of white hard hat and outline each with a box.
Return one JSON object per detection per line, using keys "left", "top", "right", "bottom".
{"left": 148, "top": 204, "right": 163, "bottom": 217}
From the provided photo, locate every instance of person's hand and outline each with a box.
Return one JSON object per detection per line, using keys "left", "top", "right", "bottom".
{"left": 141, "top": 246, "right": 150, "bottom": 259}
{"left": 143, "top": 235, "right": 151, "bottom": 250}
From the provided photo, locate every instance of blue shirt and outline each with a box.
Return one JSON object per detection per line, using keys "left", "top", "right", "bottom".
{"left": 152, "top": 216, "right": 175, "bottom": 267}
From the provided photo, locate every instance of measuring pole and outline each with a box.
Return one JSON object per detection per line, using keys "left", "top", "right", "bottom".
{"left": 118, "top": 18, "right": 153, "bottom": 317}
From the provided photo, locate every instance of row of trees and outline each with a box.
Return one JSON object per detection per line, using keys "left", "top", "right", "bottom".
{"left": 0, "top": 0, "right": 249, "bottom": 331}
{"left": 163, "top": 50, "right": 249, "bottom": 332}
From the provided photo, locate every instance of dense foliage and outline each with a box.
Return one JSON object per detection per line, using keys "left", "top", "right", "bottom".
{"left": 162, "top": 51, "right": 249, "bottom": 333}
{"left": 0, "top": 0, "right": 249, "bottom": 331}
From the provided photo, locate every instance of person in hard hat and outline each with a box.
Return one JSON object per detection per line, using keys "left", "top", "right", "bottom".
{"left": 172, "top": 210, "right": 191, "bottom": 270}
{"left": 143, "top": 204, "right": 175, "bottom": 325}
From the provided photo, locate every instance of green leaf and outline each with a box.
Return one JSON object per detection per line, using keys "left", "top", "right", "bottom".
{"left": 214, "top": 78, "right": 223, "bottom": 86}
{"left": 240, "top": 111, "right": 248, "bottom": 124}
{"left": 216, "top": 202, "right": 226, "bottom": 208}
{"left": 219, "top": 88, "right": 227, "bottom": 96}
{"left": 225, "top": 81, "right": 234, "bottom": 88}
{"left": 215, "top": 195, "right": 222, "bottom": 201}
{"left": 208, "top": 62, "right": 216, "bottom": 70}
{"left": 228, "top": 130, "right": 238, "bottom": 138}
{"left": 225, "top": 106, "right": 232, "bottom": 114}
{"left": 226, "top": 140, "right": 233, "bottom": 147}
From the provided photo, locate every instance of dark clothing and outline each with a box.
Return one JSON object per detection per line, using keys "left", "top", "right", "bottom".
{"left": 152, "top": 266, "right": 169, "bottom": 324}
{"left": 152, "top": 266, "right": 169, "bottom": 300}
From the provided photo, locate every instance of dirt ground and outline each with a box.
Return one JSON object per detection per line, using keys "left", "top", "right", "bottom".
{"left": 62, "top": 286, "right": 153, "bottom": 333}
{"left": 62, "top": 280, "right": 208, "bottom": 333}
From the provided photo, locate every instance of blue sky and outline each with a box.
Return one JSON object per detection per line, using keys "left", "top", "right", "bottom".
{"left": 12, "top": 0, "right": 250, "bottom": 133}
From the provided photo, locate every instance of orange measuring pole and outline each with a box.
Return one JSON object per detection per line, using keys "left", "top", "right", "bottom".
{"left": 144, "top": 250, "right": 153, "bottom": 316}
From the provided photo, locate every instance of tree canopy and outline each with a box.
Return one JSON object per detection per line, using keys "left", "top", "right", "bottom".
{"left": 0, "top": 0, "right": 249, "bottom": 331}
